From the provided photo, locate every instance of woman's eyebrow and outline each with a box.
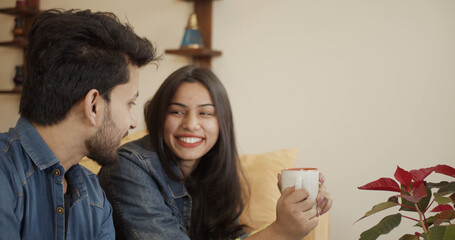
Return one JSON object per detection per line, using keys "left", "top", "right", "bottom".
{"left": 168, "top": 103, "right": 215, "bottom": 108}
{"left": 169, "top": 102, "right": 187, "bottom": 108}
{"left": 199, "top": 104, "right": 215, "bottom": 107}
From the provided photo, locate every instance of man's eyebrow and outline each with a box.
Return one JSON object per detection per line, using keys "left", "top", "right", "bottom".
{"left": 129, "top": 91, "right": 139, "bottom": 100}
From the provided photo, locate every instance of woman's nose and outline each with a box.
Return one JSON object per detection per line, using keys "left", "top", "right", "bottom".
{"left": 182, "top": 113, "right": 200, "bottom": 131}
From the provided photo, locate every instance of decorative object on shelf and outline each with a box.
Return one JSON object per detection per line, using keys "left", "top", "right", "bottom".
{"left": 13, "top": 65, "right": 25, "bottom": 90}
{"left": 0, "top": 0, "right": 39, "bottom": 94}
{"left": 180, "top": 13, "right": 204, "bottom": 49}
{"left": 12, "top": 17, "right": 25, "bottom": 41}
{"left": 15, "top": 0, "right": 26, "bottom": 9}
{"left": 164, "top": 0, "right": 221, "bottom": 67}
{"left": 355, "top": 165, "right": 455, "bottom": 240}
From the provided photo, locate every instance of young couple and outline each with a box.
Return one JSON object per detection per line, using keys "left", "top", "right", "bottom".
{"left": 0, "top": 9, "right": 331, "bottom": 240}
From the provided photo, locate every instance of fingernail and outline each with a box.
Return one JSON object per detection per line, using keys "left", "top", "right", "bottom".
{"left": 318, "top": 196, "right": 324, "bottom": 205}
{"left": 319, "top": 176, "right": 325, "bottom": 185}
{"left": 316, "top": 209, "right": 320, "bottom": 217}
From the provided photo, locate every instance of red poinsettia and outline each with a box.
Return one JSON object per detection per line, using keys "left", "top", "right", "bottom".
{"left": 356, "top": 164, "right": 455, "bottom": 240}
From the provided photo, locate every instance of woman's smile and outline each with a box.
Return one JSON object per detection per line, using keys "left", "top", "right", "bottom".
{"left": 175, "top": 135, "right": 205, "bottom": 147}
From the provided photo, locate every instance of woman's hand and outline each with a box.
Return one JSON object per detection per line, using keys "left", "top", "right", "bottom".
{"left": 315, "top": 173, "right": 332, "bottom": 217}
{"left": 277, "top": 172, "right": 333, "bottom": 217}
{"left": 247, "top": 173, "right": 333, "bottom": 240}
{"left": 269, "top": 186, "right": 319, "bottom": 239}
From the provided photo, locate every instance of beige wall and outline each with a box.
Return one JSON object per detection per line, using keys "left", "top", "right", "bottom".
{"left": 0, "top": 6, "right": 22, "bottom": 129}
{"left": 1, "top": 0, "right": 454, "bottom": 239}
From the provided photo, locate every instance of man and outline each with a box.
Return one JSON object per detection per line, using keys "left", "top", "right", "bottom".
{"left": 0, "top": 9, "right": 158, "bottom": 239}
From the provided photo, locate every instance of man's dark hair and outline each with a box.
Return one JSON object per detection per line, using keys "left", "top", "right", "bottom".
{"left": 20, "top": 9, "right": 158, "bottom": 125}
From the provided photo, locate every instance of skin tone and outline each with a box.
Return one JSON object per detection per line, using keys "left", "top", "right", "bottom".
{"left": 164, "top": 81, "right": 219, "bottom": 178}
{"left": 35, "top": 63, "right": 139, "bottom": 193}
{"left": 164, "top": 81, "right": 333, "bottom": 240}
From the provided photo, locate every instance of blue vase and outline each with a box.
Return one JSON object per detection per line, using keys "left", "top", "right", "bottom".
{"left": 180, "top": 13, "right": 204, "bottom": 49}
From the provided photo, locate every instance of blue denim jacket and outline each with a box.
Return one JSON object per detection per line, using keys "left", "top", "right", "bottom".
{"left": 98, "top": 136, "right": 248, "bottom": 240}
{"left": 0, "top": 118, "right": 115, "bottom": 240}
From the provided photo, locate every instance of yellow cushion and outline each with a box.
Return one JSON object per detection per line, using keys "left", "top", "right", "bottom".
{"left": 79, "top": 130, "right": 330, "bottom": 240}
{"left": 238, "top": 148, "right": 330, "bottom": 240}
{"left": 238, "top": 148, "right": 298, "bottom": 230}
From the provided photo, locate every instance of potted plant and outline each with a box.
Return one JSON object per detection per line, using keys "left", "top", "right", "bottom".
{"left": 356, "top": 164, "right": 455, "bottom": 239}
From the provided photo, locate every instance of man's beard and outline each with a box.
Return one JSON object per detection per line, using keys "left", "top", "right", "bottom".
{"left": 85, "top": 109, "right": 127, "bottom": 167}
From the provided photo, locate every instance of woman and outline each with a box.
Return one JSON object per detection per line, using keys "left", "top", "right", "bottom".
{"left": 98, "top": 65, "right": 332, "bottom": 240}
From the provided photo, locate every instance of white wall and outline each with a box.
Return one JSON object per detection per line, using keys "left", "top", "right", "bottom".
{"left": 1, "top": 0, "right": 454, "bottom": 239}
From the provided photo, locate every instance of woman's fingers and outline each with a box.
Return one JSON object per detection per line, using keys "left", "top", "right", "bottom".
{"left": 315, "top": 191, "right": 332, "bottom": 216}
{"left": 319, "top": 172, "right": 325, "bottom": 186}
{"left": 315, "top": 172, "right": 333, "bottom": 216}
{"left": 277, "top": 173, "right": 282, "bottom": 192}
{"left": 320, "top": 195, "right": 333, "bottom": 215}
{"left": 284, "top": 187, "right": 310, "bottom": 204}
{"left": 274, "top": 187, "right": 320, "bottom": 239}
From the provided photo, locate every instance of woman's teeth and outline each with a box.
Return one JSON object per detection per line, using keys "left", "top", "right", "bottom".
{"left": 178, "top": 137, "right": 203, "bottom": 143}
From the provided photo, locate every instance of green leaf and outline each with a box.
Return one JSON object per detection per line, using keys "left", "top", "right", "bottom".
{"left": 438, "top": 182, "right": 455, "bottom": 194}
{"left": 427, "top": 181, "right": 451, "bottom": 190}
{"left": 427, "top": 225, "right": 455, "bottom": 240}
{"left": 389, "top": 196, "right": 399, "bottom": 203}
{"left": 434, "top": 210, "right": 455, "bottom": 226}
{"left": 399, "top": 234, "right": 420, "bottom": 240}
{"left": 355, "top": 202, "right": 400, "bottom": 223}
{"left": 359, "top": 213, "right": 402, "bottom": 240}
{"left": 435, "top": 196, "right": 451, "bottom": 205}
{"left": 434, "top": 192, "right": 454, "bottom": 198}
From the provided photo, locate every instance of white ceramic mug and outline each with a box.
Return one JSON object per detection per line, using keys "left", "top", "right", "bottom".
{"left": 281, "top": 168, "right": 319, "bottom": 208}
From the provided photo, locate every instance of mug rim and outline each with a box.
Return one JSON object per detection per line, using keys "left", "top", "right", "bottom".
{"left": 282, "top": 167, "right": 318, "bottom": 171}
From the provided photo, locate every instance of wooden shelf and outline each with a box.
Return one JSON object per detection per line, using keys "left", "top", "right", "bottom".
{"left": 165, "top": 48, "right": 221, "bottom": 58}
{"left": 0, "top": 40, "right": 28, "bottom": 48}
{"left": 0, "top": 0, "right": 39, "bottom": 95}
{"left": 0, "top": 7, "right": 40, "bottom": 16}
{"left": 165, "top": 0, "right": 221, "bottom": 67}
{"left": 0, "top": 89, "right": 21, "bottom": 94}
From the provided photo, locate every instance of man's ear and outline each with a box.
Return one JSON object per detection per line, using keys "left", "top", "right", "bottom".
{"left": 83, "top": 89, "right": 105, "bottom": 126}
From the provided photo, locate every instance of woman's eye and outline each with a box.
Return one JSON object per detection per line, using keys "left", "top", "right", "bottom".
{"left": 129, "top": 102, "right": 136, "bottom": 107}
{"left": 200, "top": 112, "right": 214, "bottom": 116}
{"left": 170, "top": 110, "right": 184, "bottom": 115}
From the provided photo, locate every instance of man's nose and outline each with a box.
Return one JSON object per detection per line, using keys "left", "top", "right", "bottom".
{"left": 130, "top": 114, "right": 137, "bottom": 130}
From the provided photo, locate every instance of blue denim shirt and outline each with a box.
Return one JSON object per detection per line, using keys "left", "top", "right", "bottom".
{"left": 0, "top": 118, "right": 115, "bottom": 240}
{"left": 98, "top": 136, "right": 248, "bottom": 240}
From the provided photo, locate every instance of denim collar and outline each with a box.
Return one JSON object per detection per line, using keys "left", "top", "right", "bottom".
{"left": 15, "top": 117, "right": 60, "bottom": 170}
{"left": 15, "top": 117, "right": 88, "bottom": 202}
{"left": 66, "top": 164, "right": 89, "bottom": 202}
{"left": 167, "top": 162, "right": 190, "bottom": 199}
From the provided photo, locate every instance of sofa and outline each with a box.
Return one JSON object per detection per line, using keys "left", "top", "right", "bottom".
{"left": 80, "top": 130, "right": 330, "bottom": 240}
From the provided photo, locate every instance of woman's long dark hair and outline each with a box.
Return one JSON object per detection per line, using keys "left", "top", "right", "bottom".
{"left": 144, "top": 65, "right": 247, "bottom": 239}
